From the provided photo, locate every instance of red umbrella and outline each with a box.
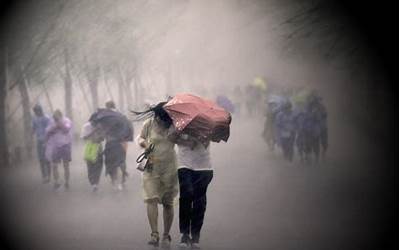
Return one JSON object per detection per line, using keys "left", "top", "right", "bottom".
{"left": 164, "top": 93, "right": 232, "bottom": 143}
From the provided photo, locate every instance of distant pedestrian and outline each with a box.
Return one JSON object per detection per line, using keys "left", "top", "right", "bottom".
{"left": 262, "top": 101, "right": 279, "bottom": 151}
{"left": 301, "top": 93, "right": 327, "bottom": 164}
{"left": 275, "top": 101, "right": 296, "bottom": 162}
{"left": 293, "top": 107, "right": 307, "bottom": 163}
{"left": 102, "top": 101, "right": 131, "bottom": 191}
{"left": 81, "top": 121, "right": 104, "bottom": 192}
{"left": 32, "top": 104, "right": 51, "bottom": 183}
{"left": 45, "top": 110, "right": 73, "bottom": 190}
{"left": 314, "top": 97, "right": 328, "bottom": 159}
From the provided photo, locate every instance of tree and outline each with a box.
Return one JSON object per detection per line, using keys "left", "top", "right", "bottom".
{"left": 18, "top": 65, "right": 33, "bottom": 159}
{"left": 0, "top": 46, "right": 9, "bottom": 167}
{"left": 83, "top": 55, "right": 100, "bottom": 111}
{"left": 63, "top": 47, "right": 73, "bottom": 121}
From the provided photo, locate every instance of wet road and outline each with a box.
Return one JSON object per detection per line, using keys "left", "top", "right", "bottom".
{"left": 0, "top": 117, "right": 395, "bottom": 250}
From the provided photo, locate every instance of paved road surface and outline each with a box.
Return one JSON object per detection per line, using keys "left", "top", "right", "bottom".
{"left": 0, "top": 117, "right": 395, "bottom": 250}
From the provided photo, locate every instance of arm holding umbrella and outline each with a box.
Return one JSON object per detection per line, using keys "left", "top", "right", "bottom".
{"left": 168, "top": 127, "right": 209, "bottom": 150}
{"left": 168, "top": 130, "right": 197, "bottom": 150}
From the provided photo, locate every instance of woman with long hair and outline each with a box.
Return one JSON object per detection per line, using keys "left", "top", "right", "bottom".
{"left": 133, "top": 102, "right": 178, "bottom": 247}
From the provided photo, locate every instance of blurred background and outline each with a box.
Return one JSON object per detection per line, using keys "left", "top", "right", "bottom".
{"left": 0, "top": 0, "right": 396, "bottom": 249}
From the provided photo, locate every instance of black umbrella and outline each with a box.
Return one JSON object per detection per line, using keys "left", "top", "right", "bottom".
{"left": 89, "top": 108, "right": 134, "bottom": 142}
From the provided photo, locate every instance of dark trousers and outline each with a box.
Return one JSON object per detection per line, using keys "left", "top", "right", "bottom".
{"left": 86, "top": 153, "right": 103, "bottom": 185}
{"left": 104, "top": 141, "right": 127, "bottom": 184}
{"left": 320, "top": 128, "right": 328, "bottom": 154}
{"left": 178, "top": 168, "right": 213, "bottom": 243}
{"left": 281, "top": 136, "right": 294, "bottom": 162}
{"left": 37, "top": 140, "right": 51, "bottom": 180}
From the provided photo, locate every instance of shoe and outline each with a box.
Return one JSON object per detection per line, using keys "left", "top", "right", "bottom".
{"left": 178, "top": 234, "right": 191, "bottom": 249}
{"left": 148, "top": 232, "right": 159, "bottom": 247}
{"left": 191, "top": 242, "right": 200, "bottom": 249}
{"left": 161, "top": 234, "right": 171, "bottom": 248}
{"left": 117, "top": 184, "right": 123, "bottom": 191}
{"left": 92, "top": 185, "right": 98, "bottom": 193}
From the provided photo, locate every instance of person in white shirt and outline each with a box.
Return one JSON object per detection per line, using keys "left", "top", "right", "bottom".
{"left": 171, "top": 133, "right": 213, "bottom": 249}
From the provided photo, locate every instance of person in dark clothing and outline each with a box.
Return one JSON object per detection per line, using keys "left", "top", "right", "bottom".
{"left": 315, "top": 97, "right": 328, "bottom": 159}
{"left": 275, "top": 102, "right": 296, "bottom": 162}
{"left": 91, "top": 101, "right": 133, "bottom": 191}
{"left": 32, "top": 104, "right": 51, "bottom": 183}
{"left": 104, "top": 139, "right": 128, "bottom": 190}
{"left": 301, "top": 97, "right": 324, "bottom": 164}
{"left": 170, "top": 133, "right": 213, "bottom": 249}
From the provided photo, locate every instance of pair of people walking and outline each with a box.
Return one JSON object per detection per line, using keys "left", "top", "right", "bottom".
{"left": 81, "top": 100, "right": 133, "bottom": 192}
{"left": 135, "top": 102, "right": 213, "bottom": 249}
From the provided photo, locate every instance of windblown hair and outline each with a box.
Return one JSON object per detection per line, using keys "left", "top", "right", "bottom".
{"left": 131, "top": 101, "right": 173, "bottom": 128}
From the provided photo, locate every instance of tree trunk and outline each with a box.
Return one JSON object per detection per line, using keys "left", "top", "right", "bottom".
{"left": 0, "top": 46, "right": 9, "bottom": 167}
{"left": 124, "top": 73, "right": 134, "bottom": 111}
{"left": 84, "top": 56, "right": 99, "bottom": 112}
{"left": 41, "top": 78, "right": 54, "bottom": 113}
{"left": 76, "top": 73, "right": 92, "bottom": 112}
{"left": 133, "top": 76, "right": 139, "bottom": 110}
{"left": 133, "top": 64, "right": 143, "bottom": 110}
{"left": 64, "top": 48, "right": 73, "bottom": 121}
{"left": 90, "top": 76, "right": 99, "bottom": 110}
{"left": 18, "top": 66, "right": 33, "bottom": 159}
{"left": 102, "top": 67, "right": 114, "bottom": 101}
{"left": 116, "top": 64, "right": 125, "bottom": 112}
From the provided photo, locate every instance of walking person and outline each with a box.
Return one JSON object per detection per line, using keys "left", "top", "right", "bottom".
{"left": 302, "top": 94, "right": 325, "bottom": 165}
{"left": 275, "top": 101, "right": 296, "bottom": 162}
{"left": 45, "top": 110, "right": 73, "bottom": 190}
{"left": 102, "top": 101, "right": 132, "bottom": 191}
{"left": 314, "top": 96, "right": 328, "bottom": 159}
{"left": 170, "top": 133, "right": 213, "bottom": 249}
{"left": 262, "top": 101, "right": 279, "bottom": 151}
{"left": 134, "top": 102, "right": 178, "bottom": 248}
{"left": 32, "top": 104, "right": 51, "bottom": 183}
{"left": 81, "top": 121, "right": 104, "bottom": 192}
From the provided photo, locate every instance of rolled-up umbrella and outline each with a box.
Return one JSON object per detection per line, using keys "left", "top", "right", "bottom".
{"left": 89, "top": 108, "right": 134, "bottom": 142}
{"left": 164, "top": 93, "right": 232, "bottom": 143}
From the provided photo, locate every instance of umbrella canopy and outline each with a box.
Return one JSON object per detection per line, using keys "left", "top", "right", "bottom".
{"left": 164, "top": 93, "right": 232, "bottom": 143}
{"left": 216, "top": 95, "right": 235, "bottom": 113}
{"left": 89, "top": 108, "right": 134, "bottom": 142}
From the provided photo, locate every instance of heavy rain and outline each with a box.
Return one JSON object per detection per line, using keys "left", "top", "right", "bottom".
{"left": 0, "top": 0, "right": 396, "bottom": 250}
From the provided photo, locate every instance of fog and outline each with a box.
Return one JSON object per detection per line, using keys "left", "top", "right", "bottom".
{"left": 0, "top": 0, "right": 395, "bottom": 249}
